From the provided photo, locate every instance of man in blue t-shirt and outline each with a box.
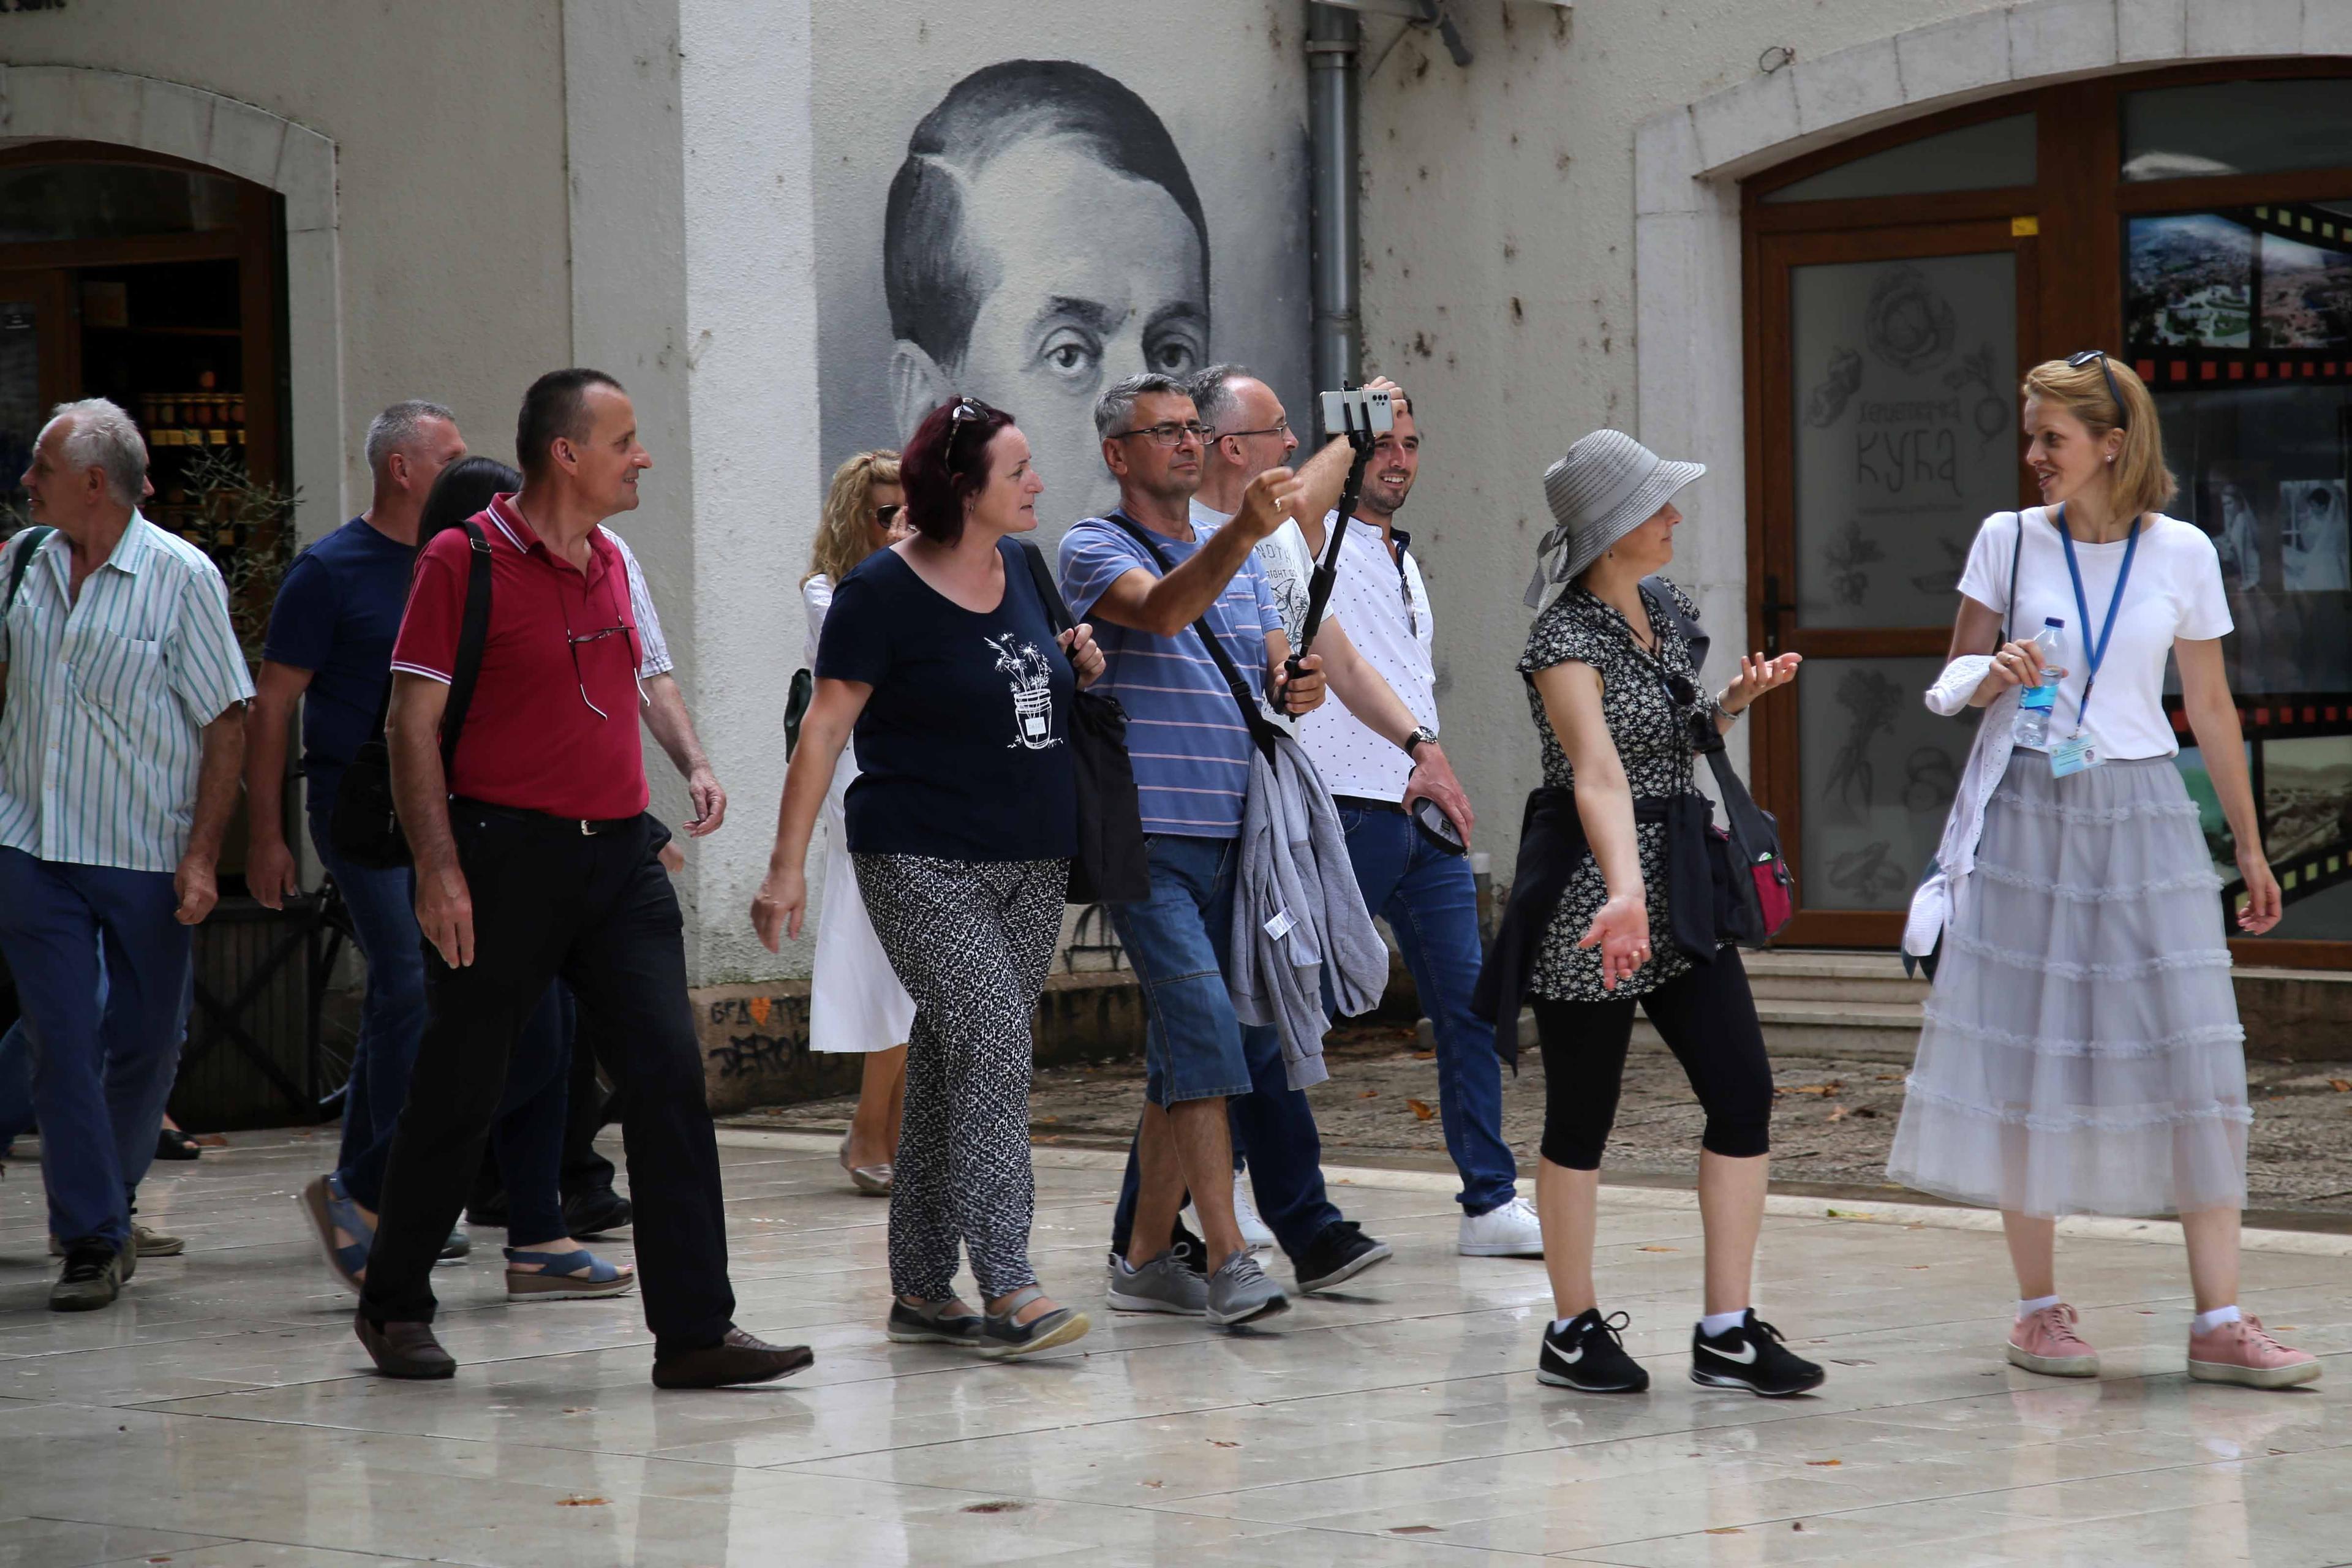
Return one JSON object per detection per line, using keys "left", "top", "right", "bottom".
{"left": 1061, "top": 374, "right": 1442, "bottom": 1329}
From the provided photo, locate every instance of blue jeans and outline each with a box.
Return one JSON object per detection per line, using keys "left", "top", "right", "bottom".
{"left": 0, "top": 850, "right": 189, "bottom": 1250}
{"left": 1336, "top": 804, "right": 1518, "bottom": 1215}
{"left": 311, "top": 805, "right": 431, "bottom": 1205}
{"left": 1108, "top": 834, "right": 1343, "bottom": 1260}
{"left": 314, "top": 806, "right": 570, "bottom": 1244}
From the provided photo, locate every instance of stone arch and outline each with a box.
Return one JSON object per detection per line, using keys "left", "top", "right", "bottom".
{"left": 0, "top": 63, "right": 342, "bottom": 532}
{"left": 1629, "top": 0, "right": 2352, "bottom": 739}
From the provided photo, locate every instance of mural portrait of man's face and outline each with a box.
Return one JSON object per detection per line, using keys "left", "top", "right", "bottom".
{"left": 884, "top": 60, "right": 1210, "bottom": 524}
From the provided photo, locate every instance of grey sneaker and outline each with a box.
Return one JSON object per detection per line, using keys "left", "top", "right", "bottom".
{"left": 1205, "top": 1250, "right": 1290, "bottom": 1329}
{"left": 1106, "top": 1249, "right": 1207, "bottom": 1316}
{"left": 49, "top": 1242, "right": 126, "bottom": 1312}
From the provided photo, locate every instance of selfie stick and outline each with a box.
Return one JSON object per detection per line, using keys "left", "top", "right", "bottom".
{"left": 1283, "top": 404, "right": 1378, "bottom": 687}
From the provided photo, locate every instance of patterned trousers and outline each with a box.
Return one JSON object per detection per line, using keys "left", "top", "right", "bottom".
{"left": 853, "top": 854, "right": 1067, "bottom": 1302}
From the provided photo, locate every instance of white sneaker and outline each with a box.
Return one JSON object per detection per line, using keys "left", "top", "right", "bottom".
{"left": 1182, "top": 1171, "right": 1276, "bottom": 1253}
{"left": 1458, "top": 1194, "right": 1544, "bottom": 1257}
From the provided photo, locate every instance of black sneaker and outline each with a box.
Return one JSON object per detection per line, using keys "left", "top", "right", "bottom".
{"left": 1690, "top": 1310, "right": 1825, "bottom": 1398}
{"left": 50, "top": 1243, "right": 124, "bottom": 1312}
{"left": 1539, "top": 1308, "right": 1649, "bottom": 1392}
{"left": 1293, "top": 1219, "right": 1392, "bottom": 1294}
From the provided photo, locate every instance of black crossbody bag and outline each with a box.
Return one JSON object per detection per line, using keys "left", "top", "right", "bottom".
{"left": 1099, "top": 513, "right": 1287, "bottom": 763}
{"left": 1637, "top": 576, "right": 1794, "bottom": 949}
{"left": 1014, "top": 539, "right": 1150, "bottom": 905}
{"left": 330, "top": 520, "right": 494, "bottom": 870}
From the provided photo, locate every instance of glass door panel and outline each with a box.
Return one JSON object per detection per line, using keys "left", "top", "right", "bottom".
{"left": 1790, "top": 252, "right": 2019, "bottom": 630}
{"left": 0, "top": 270, "right": 74, "bottom": 525}
{"left": 1794, "top": 656, "right": 1981, "bottom": 912}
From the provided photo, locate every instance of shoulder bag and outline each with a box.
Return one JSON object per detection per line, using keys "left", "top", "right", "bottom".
{"left": 1099, "top": 513, "right": 1287, "bottom": 763}
{"left": 330, "top": 519, "right": 494, "bottom": 870}
{"left": 1014, "top": 538, "right": 1150, "bottom": 905}
{"left": 1639, "top": 576, "right": 1793, "bottom": 948}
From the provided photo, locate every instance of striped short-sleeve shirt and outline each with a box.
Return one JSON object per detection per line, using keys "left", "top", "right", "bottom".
{"left": 1058, "top": 510, "right": 1281, "bottom": 839}
{"left": 0, "top": 515, "right": 256, "bottom": 872}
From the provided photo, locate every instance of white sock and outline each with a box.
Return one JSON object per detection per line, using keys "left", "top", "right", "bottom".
{"left": 2016, "top": 1294, "right": 2062, "bottom": 1321}
{"left": 2192, "top": 1304, "right": 2241, "bottom": 1336}
{"left": 1698, "top": 1308, "right": 1748, "bottom": 1338}
{"left": 1551, "top": 1316, "right": 1581, "bottom": 1335}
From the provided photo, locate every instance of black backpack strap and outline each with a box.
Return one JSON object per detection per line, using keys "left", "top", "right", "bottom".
{"left": 2000, "top": 510, "right": 2026, "bottom": 644}
{"left": 1016, "top": 538, "right": 1075, "bottom": 635}
{"left": 435, "top": 521, "right": 494, "bottom": 772}
{"left": 4, "top": 526, "right": 53, "bottom": 618}
{"left": 1096, "top": 512, "right": 1282, "bottom": 761}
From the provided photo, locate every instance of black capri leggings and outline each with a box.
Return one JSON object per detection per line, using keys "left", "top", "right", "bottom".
{"left": 1533, "top": 949, "right": 1774, "bottom": 1170}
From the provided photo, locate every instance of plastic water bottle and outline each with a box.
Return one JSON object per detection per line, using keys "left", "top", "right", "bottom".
{"left": 2013, "top": 617, "right": 2066, "bottom": 749}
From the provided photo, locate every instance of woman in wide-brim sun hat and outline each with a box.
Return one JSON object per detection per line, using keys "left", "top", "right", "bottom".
{"left": 1486, "top": 428, "right": 1815, "bottom": 1399}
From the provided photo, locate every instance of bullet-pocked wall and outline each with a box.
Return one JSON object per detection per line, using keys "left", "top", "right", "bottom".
{"left": 1352, "top": 0, "right": 2015, "bottom": 878}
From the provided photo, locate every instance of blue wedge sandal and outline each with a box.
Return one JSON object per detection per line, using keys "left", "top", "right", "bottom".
{"left": 505, "top": 1247, "right": 637, "bottom": 1301}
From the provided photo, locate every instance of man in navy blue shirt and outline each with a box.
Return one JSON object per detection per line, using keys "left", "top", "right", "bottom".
{"left": 248, "top": 401, "right": 471, "bottom": 1269}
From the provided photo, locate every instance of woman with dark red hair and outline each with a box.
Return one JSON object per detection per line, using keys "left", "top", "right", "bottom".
{"left": 753, "top": 397, "right": 1104, "bottom": 1360}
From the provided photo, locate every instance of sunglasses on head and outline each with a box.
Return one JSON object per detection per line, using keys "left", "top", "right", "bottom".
{"left": 2066, "top": 350, "right": 2130, "bottom": 430}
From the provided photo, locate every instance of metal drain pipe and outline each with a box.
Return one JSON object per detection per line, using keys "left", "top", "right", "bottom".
{"left": 1306, "top": 2, "right": 1362, "bottom": 400}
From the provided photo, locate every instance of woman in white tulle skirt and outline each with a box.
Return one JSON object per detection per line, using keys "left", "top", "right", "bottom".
{"left": 802, "top": 452, "right": 916, "bottom": 1194}
{"left": 1890, "top": 353, "right": 2316, "bottom": 1389}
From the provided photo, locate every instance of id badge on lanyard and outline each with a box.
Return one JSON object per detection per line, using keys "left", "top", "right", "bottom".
{"left": 2048, "top": 505, "right": 2140, "bottom": 780}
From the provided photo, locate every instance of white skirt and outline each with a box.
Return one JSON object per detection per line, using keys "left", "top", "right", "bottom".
{"left": 1887, "top": 754, "right": 2250, "bottom": 1219}
{"left": 810, "top": 746, "right": 915, "bottom": 1054}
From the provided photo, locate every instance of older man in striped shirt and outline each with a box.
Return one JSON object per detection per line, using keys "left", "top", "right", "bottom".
{"left": 0, "top": 399, "right": 252, "bottom": 1311}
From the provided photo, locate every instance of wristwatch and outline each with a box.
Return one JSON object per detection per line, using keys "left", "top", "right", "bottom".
{"left": 1402, "top": 726, "right": 1439, "bottom": 758}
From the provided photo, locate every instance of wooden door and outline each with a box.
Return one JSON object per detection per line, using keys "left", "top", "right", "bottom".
{"left": 1751, "top": 220, "right": 2038, "bottom": 944}
{"left": 0, "top": 268, "right": 80, "bottom": 518}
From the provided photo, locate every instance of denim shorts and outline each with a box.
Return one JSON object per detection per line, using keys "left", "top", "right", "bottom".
{"left": 1108, "top": 834, "right": 1254, "bottom": 1108}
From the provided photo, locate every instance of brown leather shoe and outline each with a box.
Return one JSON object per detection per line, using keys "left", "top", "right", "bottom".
{"left": 650, "top": 1327, "right": 814, "bottom": 1389}
{"left": 355, "top": 1312, "right": 456, "bottom": 1379}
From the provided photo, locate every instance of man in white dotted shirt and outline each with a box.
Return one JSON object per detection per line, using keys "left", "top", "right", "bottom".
{"left": 1194, "top": 371, "right": 1540, "bottom": 1259}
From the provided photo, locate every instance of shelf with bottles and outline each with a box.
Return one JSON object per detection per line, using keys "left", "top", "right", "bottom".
{"left": 137, "top": 375, "right": 247, "bottom": 458}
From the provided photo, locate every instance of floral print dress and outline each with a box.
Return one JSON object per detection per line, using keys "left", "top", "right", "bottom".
{"left": 1517, "top": 578, "right": 1709, "bottom": 1003}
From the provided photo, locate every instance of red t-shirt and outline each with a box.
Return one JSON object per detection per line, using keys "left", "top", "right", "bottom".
{"left": 390, "top": 494, "right": 650, "bottom": 821}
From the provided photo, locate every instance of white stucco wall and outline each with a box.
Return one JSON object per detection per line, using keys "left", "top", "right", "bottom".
{"left": 0, "top": 0, "right": 573, "bottom": 533}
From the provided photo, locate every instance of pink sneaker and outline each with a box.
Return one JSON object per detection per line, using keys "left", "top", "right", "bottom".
{"left": 2006, "top": 1302, "right": 2099, "bottom": 1378}
{"left": 2187, "top": 1316, "right": 2321, "bottom": 1389}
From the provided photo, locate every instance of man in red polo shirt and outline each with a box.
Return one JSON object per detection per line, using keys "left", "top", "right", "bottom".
{"left": 355, "top": 368, "right": 809, "bottom": 1389}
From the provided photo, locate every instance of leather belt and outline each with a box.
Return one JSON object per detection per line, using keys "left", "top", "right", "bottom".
{"left": 452, "top": 797, "right": 639, "bottom": 837}
{"left": 1332, "top": 794, "right": 1407, "bottom": 814}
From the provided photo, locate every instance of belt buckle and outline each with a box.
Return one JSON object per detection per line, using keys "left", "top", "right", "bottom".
{"left": 579, "top": 818, "right": 595, "bottom": 837}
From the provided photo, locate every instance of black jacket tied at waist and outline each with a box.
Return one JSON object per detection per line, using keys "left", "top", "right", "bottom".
{"left": 1470, "top": 786, "right": 1717, "bottom": 1066}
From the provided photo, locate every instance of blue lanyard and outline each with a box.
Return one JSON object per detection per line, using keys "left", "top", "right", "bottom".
{"left": 2054, "top": 503, "right": 2141, "bottom": 733}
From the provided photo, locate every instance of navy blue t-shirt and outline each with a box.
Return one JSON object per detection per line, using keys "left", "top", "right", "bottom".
{"left": 815, "top": 538, "right": 1077, "bottom": 862}
{"left": 261, "top": 516, "right": 413, "bottom": 812}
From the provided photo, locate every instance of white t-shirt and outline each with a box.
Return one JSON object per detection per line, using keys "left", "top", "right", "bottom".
{"left": 1243, "top": 507, "right": 1315, "bottom": 648}
{"left": 1296, "top": 515, "right": 1436, "bottom": 801}
{"left": 1956, "top": 507, "right": 2231, "bottom": 761}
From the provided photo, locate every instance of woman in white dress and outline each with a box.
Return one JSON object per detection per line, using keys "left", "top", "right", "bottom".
{"left": 1890, "top": 353, "right": 2316, "bottom": 1389}
{"left": 804, "top": 451, "right": 918, "bottom": 1193}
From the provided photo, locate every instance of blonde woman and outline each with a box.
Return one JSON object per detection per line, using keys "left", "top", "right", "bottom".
{"left": 1891, "top": 352, "right": 2316, "bottom": 1389}
{"left": 805, "top": 451, "right": 917, "bottom": 1193}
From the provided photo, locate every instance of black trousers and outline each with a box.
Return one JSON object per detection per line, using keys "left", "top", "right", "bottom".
{"left": 562, "top": 1002, "right": 623, "bottom": 1200}
{"left": 1532, "top": 949, "right": 1774, "bottom": 1170}
{"left": 360, "top": 807, "right": 734, "bottom": 1352}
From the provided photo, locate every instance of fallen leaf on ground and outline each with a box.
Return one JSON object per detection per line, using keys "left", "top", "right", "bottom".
{"left": 1208, "top": 1439, "right": 1240, "bottom": 1447}
{"left": 2332, "top": 1079, "right": 2350, "bottom": 1092}
{"left": 1825, "top": 1106, "right": 1849, "bottom": 1123}
{"left": 1359, "top": 1090, "right": 1379, "bottom": 1099}
{"left": 1638, "top": 1245, "right": 1679, "bottom": 1252}
{"left": 1907, "top": 1265, "right": 1931, "bottom": 1271}
{"left": 1705, "top": 1527, "right": 1744, "bottom": 1535}
{"left": 1806, "top": 1458, "right": 1842, "bottom": 1467}
{"left": 1414, "top": 1050, "right": 1435, "bottom": 1061}
{"left": 962, "top": 1501, "right": 1023, "bottom": 1513}
{"left": 1406, "top": 1098, "right": 1436, "bottom": 1120}
{"left": 1786, "top": 1082, "right": 1840, "bottom": 1096}
{"left": 1140, "top": 1479, "right": 1164, "bottom": 1489}
{"left": 556, "top": 1496, "right": 608, "bottom": 1507}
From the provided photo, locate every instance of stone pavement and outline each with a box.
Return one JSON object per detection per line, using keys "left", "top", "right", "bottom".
{"left": 2, "top": 1129, "right": 2349, "bottom": 1567}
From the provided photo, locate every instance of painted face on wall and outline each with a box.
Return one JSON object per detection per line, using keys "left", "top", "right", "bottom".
{"left": 890, "top": 133, "right": 1209, "bottom": 526}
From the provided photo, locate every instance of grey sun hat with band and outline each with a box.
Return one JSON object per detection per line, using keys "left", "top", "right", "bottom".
{"left": 1525, "top": 429, "right": 1707, "bottom": 614}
